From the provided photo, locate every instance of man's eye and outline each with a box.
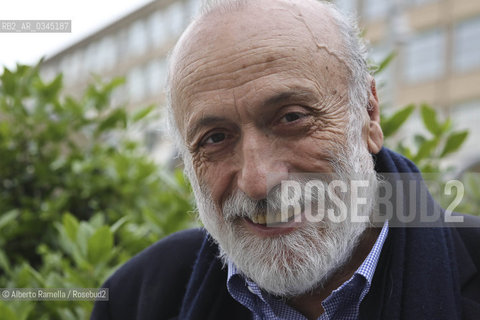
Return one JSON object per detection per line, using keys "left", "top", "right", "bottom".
{"left": 280, "top": 112, "right": 305, "bottom": 123}
{"left": 203, "top": 132, "right": 226, "bottom": 145}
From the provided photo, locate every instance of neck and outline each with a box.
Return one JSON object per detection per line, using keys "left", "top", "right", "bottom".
{"left": 287, "top": 226, "right": 382, "bottom": 320}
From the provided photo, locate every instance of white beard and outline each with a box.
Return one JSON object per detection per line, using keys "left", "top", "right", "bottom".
{"left": 185, "top": 122, "right": 379, "bottom": 297}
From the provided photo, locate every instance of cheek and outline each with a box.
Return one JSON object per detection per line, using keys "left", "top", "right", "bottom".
{"left": 191, "top": 152, "right": 209, "bottom": 182}
{"left": 284, "top": 119, "right": 348, "bottom": 170}
{"left": 191, "top": 151, "right": 239, "bottom": 208}
{"left": 310, "top": 122, "right": 347, "bottom": 147}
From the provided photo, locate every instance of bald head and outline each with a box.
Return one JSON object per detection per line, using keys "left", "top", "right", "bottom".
{"left": 167, "top": 0, "right": 371, "bottom": 154}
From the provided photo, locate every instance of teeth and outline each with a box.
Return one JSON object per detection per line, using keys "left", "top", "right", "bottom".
{"left": 251, "top": 210, "right": 299, "bottom": 225}
{"left": 266, "top": 212, "right": 288, "bottom": 224}
{"left": 251, "top": 214, "right": 265, "bottom": 224}
{"left": 257, "top": 214, "right": 266, "bottom": 225}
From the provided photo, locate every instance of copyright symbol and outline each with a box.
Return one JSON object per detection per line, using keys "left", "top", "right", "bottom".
{"left": 2, "top": 290, "right": 10, "bottom": 298}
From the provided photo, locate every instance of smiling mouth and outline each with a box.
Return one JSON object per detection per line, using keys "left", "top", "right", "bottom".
{"left": 248, "top": 209, "right": 300, "bottom": 226}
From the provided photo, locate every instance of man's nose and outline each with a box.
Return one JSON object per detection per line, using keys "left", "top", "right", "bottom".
{"left": 236, "top": 131, "right": 288, "bottom": 200}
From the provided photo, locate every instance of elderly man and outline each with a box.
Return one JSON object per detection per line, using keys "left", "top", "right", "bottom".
{"left": 91, "top": 0, "right": 480, "bottom": 319}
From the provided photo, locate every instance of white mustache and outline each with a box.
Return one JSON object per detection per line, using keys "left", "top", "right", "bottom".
{"left": 221, "top": 179, "right": 315, "bottom": 222}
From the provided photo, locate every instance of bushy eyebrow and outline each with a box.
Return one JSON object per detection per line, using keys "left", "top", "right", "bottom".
{"left": 186, "top": 116, "right": 226, "bottom": 144}
{"left": 264, "top": 89, "right": 317, "bottom": 107}
{"left": 186, "top": 87, "right": 319, "bottom": 144}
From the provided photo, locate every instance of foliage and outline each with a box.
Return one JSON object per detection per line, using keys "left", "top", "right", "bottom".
{"left": 374, "top": 53, "right": 477, "bottom": 215}
{"left": 0, "top": 63, "right": 196, "bottom": 319}
{"left": 451, "top": 173, "right": 480, "bottom": 214}
{"left": 381, "top": 104, "right": 469, "bottom": 173}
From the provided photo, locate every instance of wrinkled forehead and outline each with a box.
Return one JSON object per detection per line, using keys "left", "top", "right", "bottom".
{"left": 170, "top": 0, "right": 348, "bottom": 132}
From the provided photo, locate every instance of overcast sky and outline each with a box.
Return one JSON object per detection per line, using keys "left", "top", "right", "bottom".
{"left": 0, "top": 0, "right": 151, "bottom": 69}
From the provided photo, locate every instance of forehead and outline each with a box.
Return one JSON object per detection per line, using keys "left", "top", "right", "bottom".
{"left": 172, "top": 1, "right": 349, "bottom": 132}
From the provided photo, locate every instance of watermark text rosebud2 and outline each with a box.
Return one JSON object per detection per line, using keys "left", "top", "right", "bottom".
{"left": 280, "top": 180, "right": 372, "bottom": 224}
{"left": 264, "top": 173, "right": 470, "bottom": 228}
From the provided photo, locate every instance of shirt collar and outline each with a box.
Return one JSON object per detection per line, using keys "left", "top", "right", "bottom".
{"left": 355, "top": 219, "right": 389, "bottom": 285}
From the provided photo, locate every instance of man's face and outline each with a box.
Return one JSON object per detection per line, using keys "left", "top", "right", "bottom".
{"left": 171, "top": 0, "right": 379, "bottom": 296}
{"left": 175, "top": 1, "right": 354, "bottom": 225}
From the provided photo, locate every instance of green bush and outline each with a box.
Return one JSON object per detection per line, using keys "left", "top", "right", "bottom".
{"left": 0, "top": 63, "right": 196, "bottom": 319}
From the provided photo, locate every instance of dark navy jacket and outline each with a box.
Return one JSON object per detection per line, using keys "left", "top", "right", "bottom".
{"left": 91, "top": 148, "right": 480, "bottom": 319}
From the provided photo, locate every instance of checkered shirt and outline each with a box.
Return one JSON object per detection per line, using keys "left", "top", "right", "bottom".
{"left": 227, "top": 221, "right": 389, "bottom": 320}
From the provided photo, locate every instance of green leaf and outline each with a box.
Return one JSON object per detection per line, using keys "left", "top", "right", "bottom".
{"left": 0, "top": 301, "right": 17, "bottom": 320}
{"left": 103, "top": 76, "right": 125, "bottom": 95}
{"left": 397, "top": 143, "right": 411, "bottom": 159}
{"left": 87, "top": 226, "right": 113, "bottom": 265}
{"left": 441, "top": 117, "right": 452, "bottom": 132}
{"left": 413, "top": 134, "right": 426, "bottom": 148}
{"left": 0, "top": 209, "right": 19, "bottom": 231}
{"left": 17, "top": 302, "right": 34, "bottom": 320}
{"left": 95, "top": 108, "right": 127, "bottom": 136}
{"left": 110, "top": 216, "right": 129, "bottom": 233}
{"left": 1, "top": 67, "right": 16, "bottom": 96}
{"left": 0, "top": 249, "right": 11, "bottom": 274}
{"left": 414, "top": 138, "right": 438, "bottom": 162}
{"left": 76, "top": 223, "right": 94, "bottom": 259}
{"left": 42, "top": 74, "right": 63, "bottom": 99}
{"left": 89, "top": 213, "right": 105, "bottom": 228}
{"left": 142, "top": 209, "right": 163, "bottom": 234}
{"left": 16, "top": 263, "right": 45, "bottom": 287}
{"left": 381, "top": 104, "right": 415, "bottom": 137}
{"left": 440, "top": 130, "right": 469, "bottom": 157}
{"left": 374, "top": 52, "right": 396, "bottom": 75}
{"left": 132, "top": 104, "right": 155, "bottom": 122}
{"left": 62, "top": 213, "right": 79, "bottom": 242}
{"left": 465, "top": 173, "right": 480, "bottom": 199}
{"left": 420, "top": 104, "right": 441, "bottom": 135}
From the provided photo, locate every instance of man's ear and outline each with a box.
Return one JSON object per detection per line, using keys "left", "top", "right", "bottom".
{"left": 366, "top": 76, "right": 383, "bottom": 154}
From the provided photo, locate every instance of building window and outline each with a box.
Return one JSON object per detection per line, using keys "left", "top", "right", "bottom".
{"left": 454, "top": 17, "right": 480, "bottom": 72}
{"left": 116, "top": 28, "right": 130, "bottom": 61}
{"left": 454, "top": 100, "right": 480, "bottom": 119}
{"left": 84, "top": 42, "right": 100, "bottom": 73}
{"left": 146, "top": 58, "right": 167, "bottom": 97}
{"left": 96, "top": 36, "right": 117, "bottom": 71}
{"left": 363, "top": 0, "right": 389, "bottom": 21}
{"left": 403, "top": 29, "right": 446, "bottom": 84}
{"left": 148, "top": 10, "right": 168, "bottom": 48}
{"left": 128, "top": 20, "right": 148, "bottom": 57}
{"left": 408, "top": 0, "right": 437, "bottom": 6}
{"left": 164, "top": 2, "right": 186, "bottom": 37}
{"left": 187, "top": 0, "right": 202, "bottom": 19}
{"left": 59, "top": 54, "right": 73, "bottom": 83}
{"left": 128, "top": 65, "right": 147, "bottom": 102}
{"left": 70, "top": 50, "right": 83, "bottom": 78}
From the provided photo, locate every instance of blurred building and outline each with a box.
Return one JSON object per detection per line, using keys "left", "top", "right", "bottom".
{"left": 41, "top": 0, "right": 480, "bottom": 171}
{"left": 40, "top": 0, "right": 201, "bottom": 164}
{"left": 336, "top": 0, "right": 480, "bottom": 172}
